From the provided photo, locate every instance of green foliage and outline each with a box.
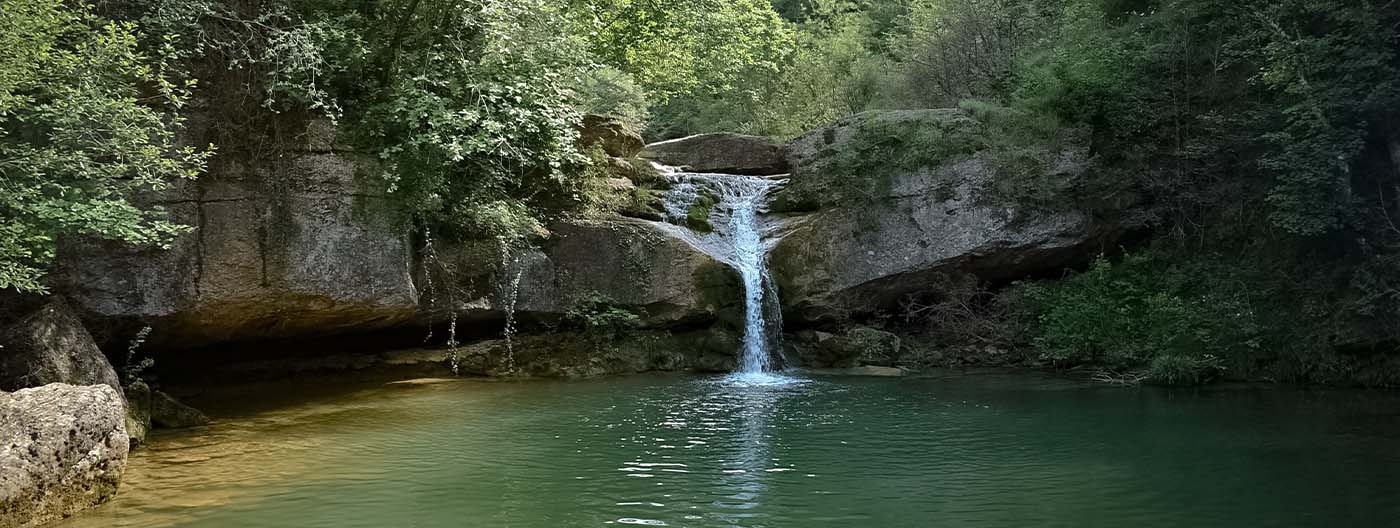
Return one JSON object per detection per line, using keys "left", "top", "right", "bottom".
{"left": 0, "top": 0, "right": 210, "bottom": 293}
{"left": 142, "top": 0, "right": 597, "bottom": 247}
{"left": 783, "top": 111, "right": 985, "bottom": 209}
{"left": 739, "top": 10, "right": 903, "bottom": 138}
{"left": 781, "top": 106, "right": 1077, "bottom": 211}
{"left": 576, "top": 67, "right": 651, "bottom": 130}
{"left": 582, "top": 0, "right": 795, "bottom": 102}
{"left": 343, "top": 0, "right": 593, "bottom": 246}
{"left": 1246, "top": 1, "right": 1400, "bottom": 236}
{"left": 1021, "top": 253, "right": 1260, "bottom": 373}
{"left": 563, "top": 292, "right": 644, "bottom": 345}
{"left": 1146, "top": 354, "right": 1223, "bottom": 387}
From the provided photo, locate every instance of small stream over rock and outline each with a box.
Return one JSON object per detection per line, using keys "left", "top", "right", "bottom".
{"left": 653, "top": 168, "right": 788, "bottom": 375}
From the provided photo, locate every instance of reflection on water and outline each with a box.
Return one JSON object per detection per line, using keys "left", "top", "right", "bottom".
{"left": 59, "top": 372, "right": 1400, "bottom": 528}
{"left": 709, "top": 373, "right": 807, "bottom": 526}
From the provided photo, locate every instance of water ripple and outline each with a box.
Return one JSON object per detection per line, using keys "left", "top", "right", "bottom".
{"left": 54, "top": 373, "right": 1400, "bottom": 528}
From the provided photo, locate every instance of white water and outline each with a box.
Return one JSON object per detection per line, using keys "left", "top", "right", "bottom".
{"left": 656, "top": 169, "right": 788, "bottom": 376}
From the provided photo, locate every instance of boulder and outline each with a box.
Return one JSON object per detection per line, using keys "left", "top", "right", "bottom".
{"left": 59, "top": 146, "right": 420, "bottom": 349}
{"left": 123, "top": 381, "right": 207, "bottom": 440}
{"left": 150, "top": 390, "right": 209, "bottom": 429}
{"left": 770, "top": 109, "right": 1125, "bottom": 321}
{"left": 579, "top": 114, "right": 644, "bottom": 158}
{"left": 641, "top": 133, "right": 789, "bottom": 175}
{"left": 0, "top": 294, "right": 122, "bottom": 394}
{"left": 0, "top": 384, "right": 129, "bottom": 528}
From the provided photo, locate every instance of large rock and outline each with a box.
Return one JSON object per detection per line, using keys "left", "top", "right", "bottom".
{"left": 425, "top": 219, "right": 741, "bottom": 328}
{"left": 770, "top": 109, "right": 1125, "bottom": 321}
{"left": 59, "top": 120, "right": 420, "bottom": 348}
{"left": 641, "top": 133, "right": 788, "bottom": 175}
{"left": 0, "top": 384, "right": 129, "bottom": 528}
{"left": 579, "top": 114, "right": 644, "bottom": 158}
{"left": 0, "top": 294, "right": 122, "bottom": 394}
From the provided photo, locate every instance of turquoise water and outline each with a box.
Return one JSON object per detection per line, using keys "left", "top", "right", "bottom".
{"left": 62, "top": 372, "right": 1400, "bottom": 527}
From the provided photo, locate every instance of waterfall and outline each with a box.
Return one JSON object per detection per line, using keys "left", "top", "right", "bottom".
{"left": 656, "top": 169, "right": 787, "bottom": 374}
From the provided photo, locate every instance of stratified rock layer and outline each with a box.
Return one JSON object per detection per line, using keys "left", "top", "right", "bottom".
{"left": 60, "top": 120, "right": 419, "bottom": 348}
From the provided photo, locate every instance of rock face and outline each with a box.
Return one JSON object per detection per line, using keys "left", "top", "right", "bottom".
{"left": 770, "top": 109, "right": 1124, "bottom": 321}
{"left": 0, "top": 384, "right": 129, "bottom": 528}
{"left": 641, "top": 133, "right": 788, "bottom": 175}
{"left": 57, "top": 116, "right": 723, "bottom": 352}
{"left": 60, "top": 119, "right": 420, "bottom": 348}
{"left": 425, "top": 219, "right": 740, "bottom": 328}
{"left": 579, "top": 114, "right": 644, "bottom": 158}
{"left": 0, "top": 295, "right": 122, "bottom": 394}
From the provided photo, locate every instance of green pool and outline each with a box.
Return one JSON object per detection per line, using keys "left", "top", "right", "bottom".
{"left": 59, "top": 372, "right": 1400, "bottom": 527}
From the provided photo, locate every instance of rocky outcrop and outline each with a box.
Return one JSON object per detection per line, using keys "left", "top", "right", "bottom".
{"left": 0, "top": 384, "right": 129, "bottom": 528}
{"left": 149, "top": 390, "right": 210, "bottom": 429}
{"left": 641, "top": 133, "right": 788, "bottom": 175}
{"left": 0, "top": 295, "right": 122, "bottom": 394}
{"left": 123, "top": 381, "right": 207, "bottom": 443}
{"left": 425, "top": 219, "right": 740, "bottom": 328}
{"left": 785, "top": 327, "right": 901, "bottom": 368}
{"left": 579, "top": 114, "right": 644, "bottom": 158}
{"left": 770, "top": 109, "right": 1125, "bottom": 321}
{"left": 59, "top": 120, "right": 420, "bottom": 348}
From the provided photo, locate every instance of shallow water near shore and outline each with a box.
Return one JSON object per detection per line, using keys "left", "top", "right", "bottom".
{"left": 59, "top": 371, "right": 1400, "bottom": 527}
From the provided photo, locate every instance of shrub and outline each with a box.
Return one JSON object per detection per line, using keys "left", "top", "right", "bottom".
{"left": 1021, "top": 252, "right": 1262, "bottom": 378}
{"left": 563, "top": 292, "right": 644, "bottom": 346}
{"left": 1146, "top": 354, "right": 1224, "bottom": 386}
{"left": 576, "top": 67, "right": 651, "bottom": 130}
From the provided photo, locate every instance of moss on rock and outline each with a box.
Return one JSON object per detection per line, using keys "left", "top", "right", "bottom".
{"left": 686, "top": 192, "right": 718, "bottom": 233}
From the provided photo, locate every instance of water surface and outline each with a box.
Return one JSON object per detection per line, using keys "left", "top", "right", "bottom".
{"left": 62, "top": 372, "right": 1400, "bottom": 527}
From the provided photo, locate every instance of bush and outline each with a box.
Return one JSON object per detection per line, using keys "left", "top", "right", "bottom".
{"left": 1021, "top": 252, "right": 1262, "bottom": 376}
{"left": 563, "top": 292, "right": 644, "bottom": 345}
{"left": 1146, "top": 354, "right": 1224, "bottom": 386}
{"left": 576, "top": 67, "right": 651, "bottom": 130}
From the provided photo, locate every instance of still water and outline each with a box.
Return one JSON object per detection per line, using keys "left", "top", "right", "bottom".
{"left": 60, "top": 372, "right": 1400, "bottom": 527}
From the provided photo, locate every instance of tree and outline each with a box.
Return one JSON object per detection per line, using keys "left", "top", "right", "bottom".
{"left": 580, "top": 0, "right": 796, "bottom": 101}
{"left": 0, "top": 0, "right": 209, "bottom": 293}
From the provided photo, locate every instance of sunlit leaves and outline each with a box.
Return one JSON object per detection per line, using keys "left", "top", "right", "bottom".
{"left": 0, "top": 0, "right": 210, "bottom": 293}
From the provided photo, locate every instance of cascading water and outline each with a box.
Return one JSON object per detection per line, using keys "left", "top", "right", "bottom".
{"left": 655, "top": 169, "right": 787, "bottom": 376}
